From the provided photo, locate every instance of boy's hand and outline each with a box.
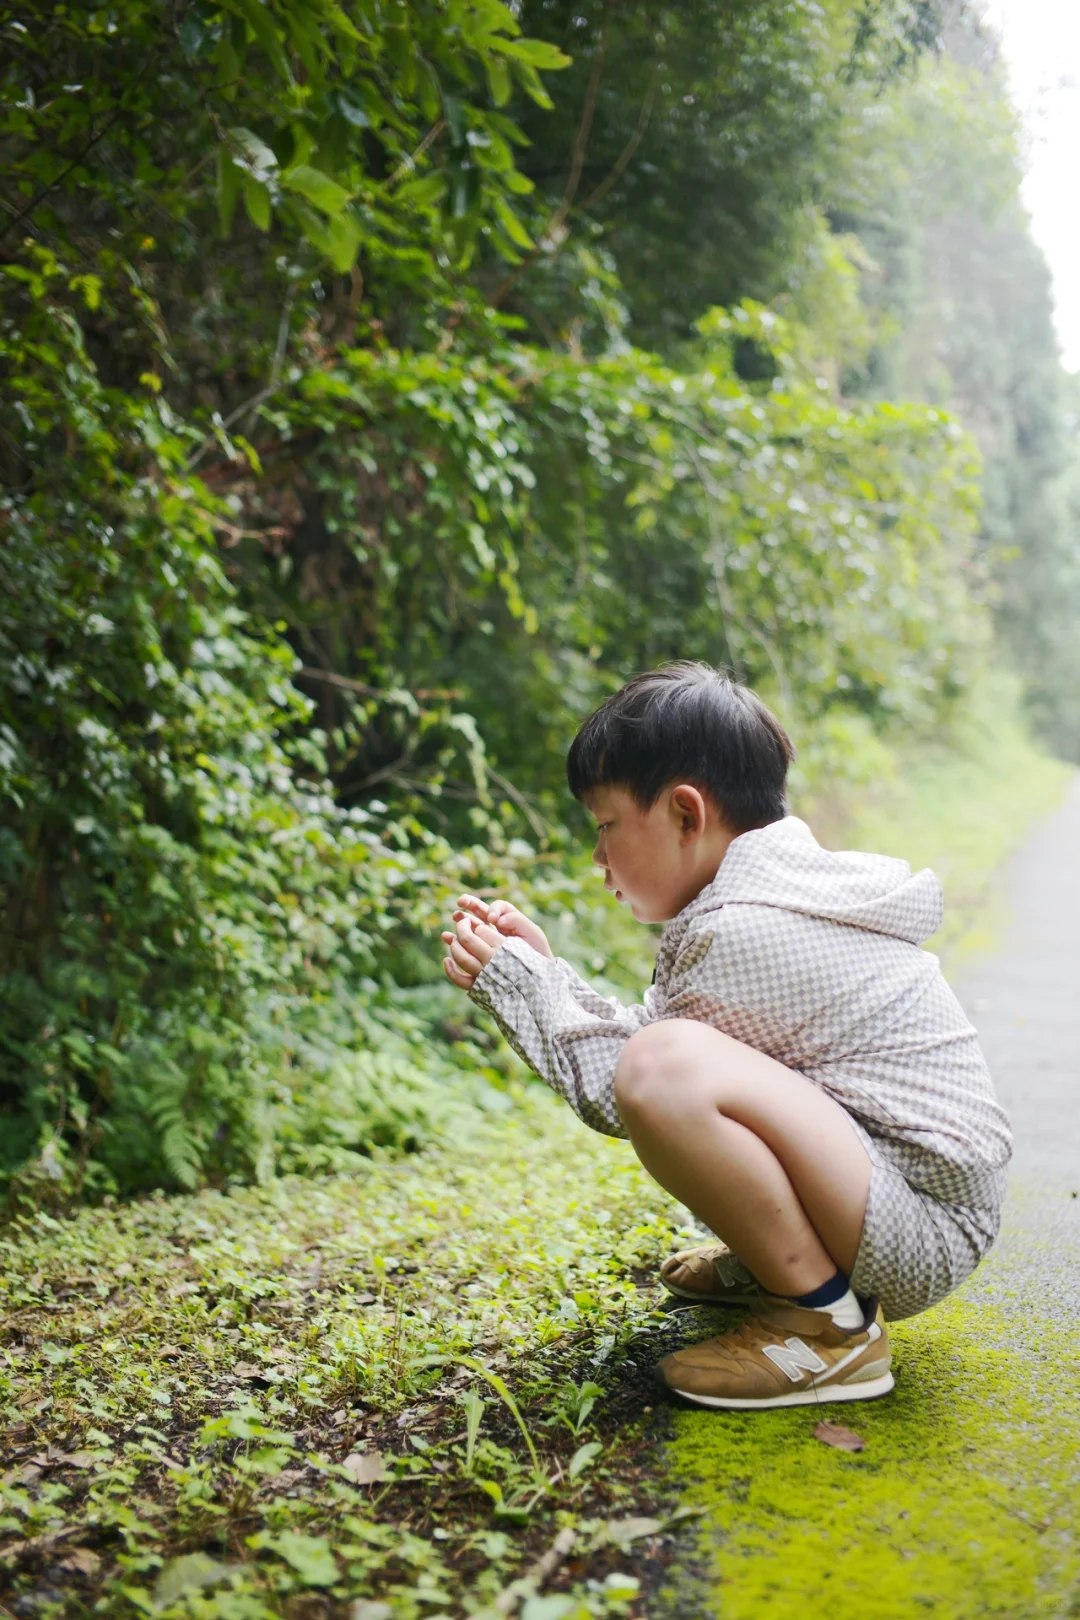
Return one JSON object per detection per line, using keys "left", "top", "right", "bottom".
{"left": 454, "top": 895, "right": 555, "bottom": 961}
{"left": 441, "top": 915, "right": 505, "bottom": 990}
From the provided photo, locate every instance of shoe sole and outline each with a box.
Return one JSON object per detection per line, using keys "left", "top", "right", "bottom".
{"left": 668, "top": 1370, "right": 896, "bottom": 1409}
{"left": 659, "top": 1277, "right": 764, "bottom": 1306}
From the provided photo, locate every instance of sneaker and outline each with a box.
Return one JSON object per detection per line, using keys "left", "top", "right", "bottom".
{"left": 655, "top": 1296, "right": 893, "bottom": 1409}
{"left": 658, "top": 1242, "right": 765, "bottom": 1306}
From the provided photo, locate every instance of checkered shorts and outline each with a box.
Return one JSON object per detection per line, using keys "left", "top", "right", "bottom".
{"left": 850, "top": 1156, "right": 1001, "bottom": 1321}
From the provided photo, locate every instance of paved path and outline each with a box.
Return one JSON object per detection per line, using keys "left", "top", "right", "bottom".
{"left": 958, "top": 772, "right": 1080, "bottom": 1188}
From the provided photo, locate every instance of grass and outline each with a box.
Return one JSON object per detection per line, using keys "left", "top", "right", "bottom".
{"left": 2, "top": 688, "right": 1073, "bottom": 1620}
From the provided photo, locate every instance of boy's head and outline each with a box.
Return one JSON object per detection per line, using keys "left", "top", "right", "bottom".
{"left": 566, "top": 663, "right": 794, "bottom": 923}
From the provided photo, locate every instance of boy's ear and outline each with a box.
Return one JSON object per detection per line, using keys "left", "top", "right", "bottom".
{"left": 670, "top": 783, "right": 708, "bottom": 839}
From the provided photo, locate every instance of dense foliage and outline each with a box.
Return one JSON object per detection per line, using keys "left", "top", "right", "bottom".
{"left": 1, "top": 0, "right": 1074, "bottom": 1201}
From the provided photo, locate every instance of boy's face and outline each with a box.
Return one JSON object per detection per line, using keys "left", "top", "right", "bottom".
{"left": 585, "top": 783, "right": 731, "bottom": 924}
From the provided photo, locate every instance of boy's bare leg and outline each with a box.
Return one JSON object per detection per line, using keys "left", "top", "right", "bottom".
{"left": 614, "top": 1020, "right": 872, "bottom": 1298}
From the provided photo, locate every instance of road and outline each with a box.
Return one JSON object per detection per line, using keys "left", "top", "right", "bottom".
{"left": 958, "top": 772, "right": 1080, "bottom": 1189}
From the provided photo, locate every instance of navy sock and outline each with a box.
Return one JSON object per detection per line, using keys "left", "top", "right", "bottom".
{"left": 789, "top": 1268, "right": 851, "bottom": 1309}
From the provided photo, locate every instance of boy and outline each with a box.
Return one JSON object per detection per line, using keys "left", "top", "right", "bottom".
{"left": 440, "top": 664, "right": 1011, "bottom": 1410}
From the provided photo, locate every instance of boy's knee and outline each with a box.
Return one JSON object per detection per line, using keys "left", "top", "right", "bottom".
{"left": 614, "top": 1019, "right": 710, "bottom": 1122}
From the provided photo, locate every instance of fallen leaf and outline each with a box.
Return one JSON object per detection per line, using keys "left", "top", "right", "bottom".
{"left": 343, "top": 1450, "right": 387, "bottom": 1485}
{"left": 593, "top": 1516, "right": 664, "bottom": 1552}
{"left": 813, "top": 1420, "right": 866, "bottom": 1452}
{"left": 57, "top": 1547, "right": 101, "bottom": 1576}
{"left": 233, "top": 1362, "right": 265, "bottom": 1380}
{"left": 157, "top": 1344, "right": 184, "bottom": 1360}
{"left": 350, "top": 1602, "right": 392, "bottom": 1620}
{"left": 353, "top": 1292, "right": 377, "bottom": 1305}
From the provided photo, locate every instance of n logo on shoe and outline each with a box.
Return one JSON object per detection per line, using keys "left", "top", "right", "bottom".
{"left": 762, "top": 1336, "right": 828, "bottom": 1383}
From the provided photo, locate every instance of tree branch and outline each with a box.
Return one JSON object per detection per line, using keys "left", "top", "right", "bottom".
{"left": 489, "top": 0, "right": 614, "bottom": 309}
{"left": 580, "top": 66, "right": 659, "bottom": 210}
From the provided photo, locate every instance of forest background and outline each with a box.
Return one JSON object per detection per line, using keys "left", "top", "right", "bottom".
{"left": 3, "top": 0, "right": 1080, "bottom": 1207}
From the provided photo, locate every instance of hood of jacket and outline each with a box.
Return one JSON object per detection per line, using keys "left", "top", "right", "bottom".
{"left": 677, "top": 815, "right": 942, "bottom": 946}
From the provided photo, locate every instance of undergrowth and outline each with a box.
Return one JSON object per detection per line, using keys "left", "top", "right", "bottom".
{"left": 0, "top": 1092, "right": 697, "bottom": 1619}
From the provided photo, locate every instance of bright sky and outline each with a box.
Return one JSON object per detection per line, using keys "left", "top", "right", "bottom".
{"left": 982, "top": 0, "right": 1080, "bottom": 370}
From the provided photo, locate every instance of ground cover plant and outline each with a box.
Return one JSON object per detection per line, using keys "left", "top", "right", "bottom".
{"left": 0, "top": 1090, "right": 699, "bottom": 1619}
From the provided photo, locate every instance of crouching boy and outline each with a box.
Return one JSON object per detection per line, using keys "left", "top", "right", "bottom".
{"left": 440, "top": 663, "right": 1011, "bottom": 1410}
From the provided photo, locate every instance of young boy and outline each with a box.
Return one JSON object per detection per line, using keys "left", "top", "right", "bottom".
{"left": 440, "top": 664, "right": 1011, "bottom": 1410}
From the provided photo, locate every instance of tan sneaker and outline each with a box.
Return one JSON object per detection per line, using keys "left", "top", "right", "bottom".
{"left": 656, "top": 1297, "right": 893, "bottom": 1409}
{"left": 658, "top": 1242, "right": 765, "bottom": 1306}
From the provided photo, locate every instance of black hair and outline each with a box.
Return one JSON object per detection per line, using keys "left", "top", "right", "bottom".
{"left": 566, "top": 662, "right": 794, "bottom": 834}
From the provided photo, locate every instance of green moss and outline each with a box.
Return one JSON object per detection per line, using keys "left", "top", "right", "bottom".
{"left": 665, "top": 1280, "right": 1080, "bottom": 1618}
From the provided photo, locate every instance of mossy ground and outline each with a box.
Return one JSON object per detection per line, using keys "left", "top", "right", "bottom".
{"left": 664, "top": 1242, "right": 1080, "bottom": 1619}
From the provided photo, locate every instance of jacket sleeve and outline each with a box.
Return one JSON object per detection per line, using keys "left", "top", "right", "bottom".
{"left": 467, "top": 936, "right": 658, "bottom": 1137}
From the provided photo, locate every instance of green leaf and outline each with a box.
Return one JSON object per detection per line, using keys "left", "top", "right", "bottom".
{"left": 154, "top": 1554, "right": 234, "bottom": 1608}
{"left": 493, "top": 193, "right": 532, "bottom": 250}
{"left": 267, "top": 1532, "right": 339, "bottom": 1586}
{"left": 217, "top": 149, "right": 241, "bottom": 235}
{"left": 243, "top": 177, "right": 272, "bottom": 231}
{"left": 283, "top": 164, "right": 353, "bottom": 216}
{"left": 228, "top": 126, "right": 278, "bottom": 181}
{"left": 486, "top": 55, "right": 512, "bottom": 107}
{"left": 292, "top": 202, "right": 363, "bottom": 271}
{"left": 568, "top": 1440, "right": 602, "bottom": 1480}
{"left": 499, "top": 38, "right": 571, "bottom": 71}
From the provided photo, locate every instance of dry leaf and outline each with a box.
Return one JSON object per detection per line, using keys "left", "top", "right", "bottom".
{"left": 813, "top": 1420, "right": 866, "bottom": 1452}
{"left": 594, "top": 1516, "right": 664, "bottom": 1552}
{"left": 49, "top": 1449, "right": 95, "bottom": 1469}
{"left": 343, "top": 1450, "right": 386, "bottom": 1485}
{"left": 353, "top": 1292, "right": 377, "bottom": 1305}
{"left": 157, "top": 1344, "right": 184, "bottom": 1360}
{"left": 57, "top": 1547, "right": 101, "bottom": 1576}
{"left": 233, "top": 1362, "right": 265, "bottom": 1380}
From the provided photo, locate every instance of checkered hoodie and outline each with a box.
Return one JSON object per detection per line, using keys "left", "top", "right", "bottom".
{"left": 470, "top": 816, "right": 1012, "bottom": 1210}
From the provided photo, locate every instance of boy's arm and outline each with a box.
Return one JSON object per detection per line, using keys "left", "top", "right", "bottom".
{"left": 468, "top": 936, "right": 657, "bottom": 1138}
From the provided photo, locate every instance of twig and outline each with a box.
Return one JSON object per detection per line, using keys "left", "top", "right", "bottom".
{"left": 580, "top": 67, "right": 659, "bottom": 210}
{"left": 388, "top": 118, "right": 446, "bottom": 185}
{"left": 0, "top": 107, "right": 126, "bottom": 241}
{"left": 492, "top": 1525, "right": 578, "bottom": 1615}
{"left": 187, "top": 285, "right": 298, "bottom": 467}
{"left": 487, "top": 767, "right": 549, "bottom": 843}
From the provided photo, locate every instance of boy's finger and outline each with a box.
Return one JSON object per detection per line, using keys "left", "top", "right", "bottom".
{"left": 473, "top": 921, "right": 502, "bottom": 947}
{"left": 449, "top": 936, "right": 483, "bottom": 973}
{"left": 456, "top": 895, "right": 489, "bottom": 918}
{"left": 443, "top": 957, "right": 475, "bottom": 990}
